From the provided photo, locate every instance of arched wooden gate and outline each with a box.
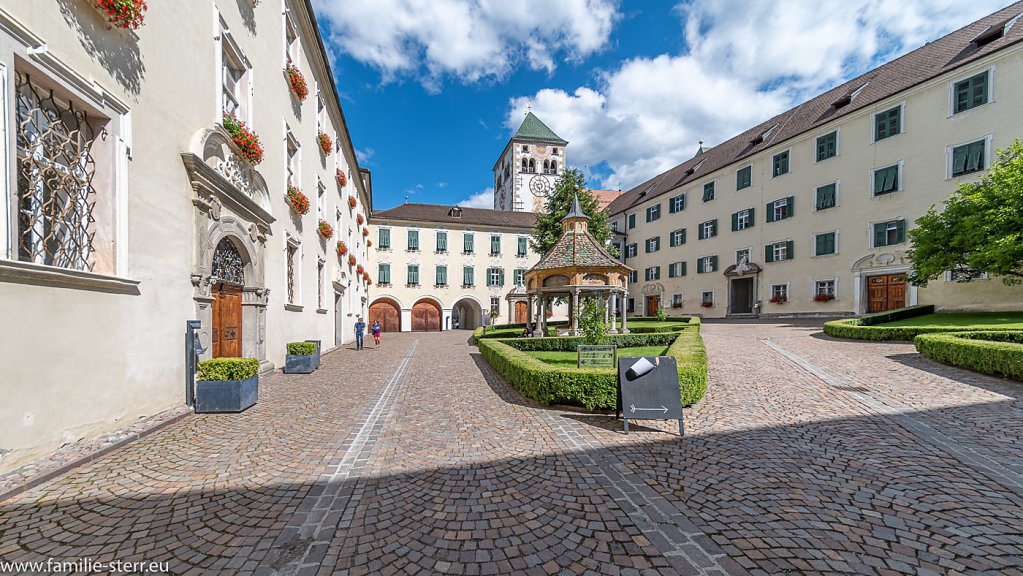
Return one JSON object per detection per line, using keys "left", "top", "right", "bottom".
{"left": 411, "top": 299, "right": 441, "bottom": 331}
{"left": 369, "top": 298, "right": 401, "bottom": 332}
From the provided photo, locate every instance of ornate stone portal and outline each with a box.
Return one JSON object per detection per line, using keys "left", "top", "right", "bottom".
{"left": 182, "top": 127, "right": 276, "bottom": 370}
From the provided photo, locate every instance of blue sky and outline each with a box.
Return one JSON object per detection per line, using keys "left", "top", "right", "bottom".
{"left": 311, "top": 0, "right": 1014, "bottom": 212}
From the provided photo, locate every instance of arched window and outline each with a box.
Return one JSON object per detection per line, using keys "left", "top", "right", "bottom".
{"left": 550, "top": 160, "right": 557, "bottom": 173}
{"left": 543, "top": 159, "right": 550, "bottom": 173}
{"left": 528, "top": 159, "right": 535, "bottom": 172}
{"left": 521, "top": 158, "right": 528, "bottom": 172}
{"left": 211, "top": 238, "right": 245, "bottom": 285}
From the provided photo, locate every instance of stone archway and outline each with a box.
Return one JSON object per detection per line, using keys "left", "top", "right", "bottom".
{"left": 411, "top": 298, "right": 442, "bottom": 332}
{"left": 369, "top": 297, "right": 401, "bottom": 332}
{"left": 452, "top": 296, "right": 484, "bottom": 330}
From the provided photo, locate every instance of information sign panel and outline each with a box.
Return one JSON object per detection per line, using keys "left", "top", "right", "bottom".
{"left": 578, "top": 345, "right": 617, "bottom": 368}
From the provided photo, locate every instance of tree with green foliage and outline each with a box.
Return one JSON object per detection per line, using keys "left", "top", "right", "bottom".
{"left": 530, "top": 168, "right": 614, "bottom": 256}
{"left": 578, "top": 297, "right": 609, "bottom": 345}
{"left": 655, "top": 305, "right": 667, "bottom": 322}
{"left": 908, "top": 139, "right": 1023, "bottom": 286}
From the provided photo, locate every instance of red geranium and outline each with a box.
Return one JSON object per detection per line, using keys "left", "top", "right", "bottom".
{"left": 285, "top": 63, "right": 309, "bottom": 101}
{"left": 367, "top": 240, "right": 373, "bottom": 247}
{"left": 336, "top": 241, "right": 347, "bottom": 256}
{"left": 318, "top": 220, "right": 334, "bottom": 239}
{"left": 814, "top": 293, "right": 835, "bottom": 302}
{"left": 286, "top": 186, "right": 309, "bottom": 215}
{"left": 701, "top": 301, "right": 713, "bottom": 308}
{"left": 363, "top": 272, "right": 370, "bottom": 282}
{"left": 356, "top": 214, "right": 364, "bottom": 225}
{"left": 348, "top": 255, "right": 356, "bottom": 266}
{"left": 222, "top": 113, "right": 264, "bottom": 164}
{"left": 318, "top": 133, "right": 333, "bottom": 155}
{"left": 366, "top": 278, "right": 372, "bottom": 286}
{"left": 362, "top": 228, "right": 369, "bottom": 237}
{"left": 95, "top": 0, "right": 147, "bottom": 30}
{"left": 356, "top": 264, "right": 365, "bottom": 275}
{"left": 337, "top": 170, "right": 347, "bottom": 187}
{"left": 347, "top": 196, "right": 357, "bottom": 209}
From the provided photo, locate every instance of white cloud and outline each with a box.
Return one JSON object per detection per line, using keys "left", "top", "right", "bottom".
{"left": 312, "top": 0, "right": 620, "bottom": 87}
{"left": 459, "top": 188, "right": 494, "bottom": 209}
{"left": 509, "top": 0, "right": 1013, "bottom": 190}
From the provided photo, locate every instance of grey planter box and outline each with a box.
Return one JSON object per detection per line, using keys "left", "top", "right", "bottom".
{"left": 305, "top": 339, "right": 321, "bottom": 368}
{"left": 195, "top": 375, "right": 258, "bottom": 413}
{"left": 285, "top": 353, "right": 317, "bottom": 374}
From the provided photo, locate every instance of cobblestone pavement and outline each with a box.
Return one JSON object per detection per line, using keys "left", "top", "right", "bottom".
{"left": 2, "top": 321, "right": 1023, "bottom": 575}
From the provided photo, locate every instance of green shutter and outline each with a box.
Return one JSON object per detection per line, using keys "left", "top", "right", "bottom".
{"left": 766, "top": 201, "right": 775, "bottom": 223}
{"left": 499, "top": 268, "right": 505, "bottom": 286}
{"left": 379, "top": 264, "right": 390, "bottom": 284}
{"left": 437, "top": 232, "right": 447, "bottom": 252}
{"left": 437, "top": 266, "right": 446, "bottom": 285}
{"left": 379, "top": 228, "right": 390, "bottom": 248}
{"left": 697, "top": 259, "right": 704, "bottom": 274}
{"left": 711, "top": 219, "right": 717, "bottom": 236}
{"left": 786, "top": 196, "right": 794, "bottom": 218}
{"left": 698, "top": 225, "right": 705, "bottom": 240}
{"left": 786, "top": 240, "right": 794, "bottom": 260}
{"left": 710, "top": 255, "right": 718, "bottom": 272}
{"left": 896, "top": 219, "right": 906, "bottom": 243}
{"left": 464, "top": 267, "right": 473, "bottom": 286}
{"left": 765, "top": 244, "right": 774, "bottom": 263}
{"left": 681, "top": 261, "right": 687, "bottom": 276}
{"left": 731, "top": 212, "right": 739, "bottom": 231}
{"left": 874, "top": 222, "right": 887, "bottom": 247}
{"left": 703, "top": 182, "right": 715, "bottom": 201}
{"left": 464, "top": 234, "right": 474, "bottom": 253}
{"left": 491, "top": 236, "right": 500, "bottom": 254}
{"left": 518, "top": 237, "right": 527, "bottom": 256}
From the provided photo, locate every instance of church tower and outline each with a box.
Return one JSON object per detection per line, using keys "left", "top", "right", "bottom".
{"left": 492, "top": 112, "right": 568, "bottom": 212}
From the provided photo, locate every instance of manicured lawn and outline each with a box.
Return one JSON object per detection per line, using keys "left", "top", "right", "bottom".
{"left": 524, "top": 345, "right": 669, "bottom": 368}
{"left": 879, "top": 312, "right": 1023, "bottom": 328}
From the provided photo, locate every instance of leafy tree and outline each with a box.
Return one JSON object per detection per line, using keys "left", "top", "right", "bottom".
{"left": 530, "top": 168, "right": 614, "bottom": 256}
{"left": 578, "top": 297, "right": 609, "bottom": 345}
{"left": 655, "top": 305, "right": 667, "bottom": 322}
{"left": 908, "top": 139, "right": 1023, "bottom": 286}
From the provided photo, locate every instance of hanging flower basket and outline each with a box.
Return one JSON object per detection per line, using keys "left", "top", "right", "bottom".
{"left": 286, "top": 186, "right": 309, "bottom": 215}
{"left": 95, "top": 0, "right": 148, "bottom": 30}
{"left": 363, "top": 272, "right": 370, "bottom": 282}
{"left": 814, "top": 293, "right": 835, "bottom": 303}
{"left": 222, "top": 113, "right": 264, "bottom": 164}
{"left": 356, "top": 214, "right": 364, "bottom": 225}
{"left": 348, "top": 255, "right": 356, "bottom": 266}
{"left": 318, "top": 220, "right": 334, "bottom": 239}
{"left": 367, "top": 240, "right": 373, "bottom": 247}
{"left": 337, "top": 169, "right": 347, "bottom": 187}
{"left": 366, "top": 278, "right": 372, "bottom": 286}
{"left": 362, "top": 228, "right": 369, "bottom": 237}
{"left": 356, "top": 264, "right": 365, "bottom": 275}
{"left": 701, "top": 301, "right": 713, "bottom": 308}
{"left": 769, "top": 295, "right": 787, "bottom": 304}
{"left": 285, "top": 63, "right": 309, "bottom": 101}
{"left": 317, "top": 133, "right": 333, "bottom": 155}
{"left": 336, "top": 241, "right": 348, "bottom": 256}
{"left": 347, "top": 196, "right": 357, "bottom": 209}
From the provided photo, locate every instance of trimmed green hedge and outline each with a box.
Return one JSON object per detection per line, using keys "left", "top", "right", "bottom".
{"left": 197, "top": 357, "right": 260, "bottom": 381}
{"left": 478, "top": 330, "right": 708, "bottom": 410}
{"left": 474, "top": 317, "right": 700, "bottom": 344}
{"left": 287, "top": 342, "right": 317, "bottom": 355}
{"left": 915, "top": 331, "right": 1023, "bottom": 380}
{"left": 823, "top": 305, "right": 936, "bottom": 340}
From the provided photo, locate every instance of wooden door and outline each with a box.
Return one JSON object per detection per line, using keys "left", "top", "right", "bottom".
{"left": 514, "top": 301, "right": 527, "bottom": 324}
{"left": 867, "top": 274, "right": 906, "bottom": 313}
{"left": 369, "top": 300, "right": 401, "bottom": 332}
{"left": 212, "top": 283, "right": 242, "bottom": 358}
{"left": 646, "top": 295, "right": 660, "bottom": 316}
{"left": 412, "top": 301, "right": 441, "bottom": 331}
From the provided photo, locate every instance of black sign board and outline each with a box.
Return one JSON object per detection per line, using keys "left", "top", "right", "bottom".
{"left": 617, "top": 356, "right": 684, "bottom": 436}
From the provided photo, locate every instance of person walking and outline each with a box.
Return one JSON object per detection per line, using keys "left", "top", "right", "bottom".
{"left": 371, "top": 321, "right": 381, "bottom": 350}
{"left": 354, "top": 317, "right": 366, "bottom": 351}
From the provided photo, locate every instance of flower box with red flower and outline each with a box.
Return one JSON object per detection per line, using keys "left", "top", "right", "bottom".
{"left": 356, "top": 214, "right": 364, "bottom": 225}
{"left": 286, "top": 186, "right": 310, "bottom": 215}
{"left": 366, "top": 278, "right": 372, "bottom": 286}
{"left": 769, "top": 295, "right": 787, "bottom": 304}
{"left": 362, "top": 228, "right": 369, "bottom": 237}
{"left": 95, "top": 0, "right": 148, "bottom": 30}
{"left": 356, "top": 264, "right": 365, "bottom": 275}
{"left": 222, "top": 113, "right": 264, "bottom": 164}
{"left": 701, "top": 301, "right": 713, "bottom": 308}
{"left": 671, "top": 303, "right": 682, "bottom": 309}
{"left": 336, "top": 169, "right": 347, "bottom": 188}
{"left": 318, "top": 220, "right": 334, "bottom": 239}
{"left": 367, "top": 240, "right": 373, "bottom": 247}
{"left": 347, "top": 196, "right": 357, "bottom": 209}
{"left": 348, "top": 255, "right": 356, "bottom": 266}
{"left": 336, "top": 241, "right": 348, "bottom": 256}
{"left": 285, "top": 63, "right": 309, "bottom": 101}
{"left": 362, "top": 272, "right": 370, "bottom": 282}
{"left": 813, "top": 293, "right": 835, "bottom": 303}
{"left": 317, "top": 133, "right": 333, "bottom": 155}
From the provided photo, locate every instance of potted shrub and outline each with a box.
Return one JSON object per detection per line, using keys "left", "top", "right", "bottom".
{"left": 195, "top": 357, "right": 259, "bottom": 413}
{"left": 337, "top": 169, "right": 347, "bottom": 187}
{"left": 285, "top": 342, "right": 317, "bottom": 374}
{"left": 304, "top": 339, "right": 321, "bottom": 369}
{"left": 318, "top": 220, "right": 334, "bottom": 239}
{"left": 317, "top": 132, "right": 333, "bottom": 155}
{"left": 285, "top": 62, "right": 309, "bottom": 100}
{"left": 814, "top": 293, "right": 835, "bottom": 302}
{"left": 95, "top": 0, "right": 147, "bottom": 30}
{"left": 222, "top": 113, "right": 264, "bottom": 164}
{"left": 336, "top": 241, "right": 348, "bottom": 256}
{"left": 286, "top": 185, "right": 309, "bottom": 214}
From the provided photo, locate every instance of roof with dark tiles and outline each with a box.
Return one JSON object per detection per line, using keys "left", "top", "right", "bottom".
{"left": 606, "top": 3, "right": 1023, "bottom": 216}
{"left": 371, "top": 203, "right": 537, "bottom": 229}
{"left": 531, "top": 227, "right": 631, "bottom": 272}
{"left": 513, "top": 112, "right": 568, "bottom": 145}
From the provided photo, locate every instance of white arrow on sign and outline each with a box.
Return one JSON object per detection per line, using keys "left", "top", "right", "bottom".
{"left": 629, "top": 404, "right": 668, "bottom": 414}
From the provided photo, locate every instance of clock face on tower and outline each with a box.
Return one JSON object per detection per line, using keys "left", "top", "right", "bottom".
{"left": 529, "top": 175, "right": 551, "bottom": 197}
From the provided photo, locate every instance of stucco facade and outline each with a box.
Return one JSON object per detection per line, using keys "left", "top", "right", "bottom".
{"left": 607, "top": 7, "right": 1023, "bottom": 318}
{"left": 0, "top": 1, "right": 371, "bottom": 473}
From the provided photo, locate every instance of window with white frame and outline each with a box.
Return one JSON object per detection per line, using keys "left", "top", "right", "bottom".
{"left": 317, "top": 259, "right": 325, "bottom": 309}
{"left": 814, "top": 279, "right": 837, "bottom": 298}
{"left": 772, "top": 242, "right": 789, "bottom": 262}
{"left": 701, "top": 291, "right": 713, "bottom": 305}
{"left": 945, "top": 265, "right": 989, "bottom": 282}
{"left": 316, "top": 179, "right": 325, "bottom": 220}
{"left": 813, "top": 231, "right": 838, "bottom": 256}
{"left": 815, "top": 182, "right": 838, "bottom": 210}
{"left": 770, "top": 283, "right": 788, "bottom": 302}
{"left": 670, "top": 228, "right": 686, "bottom": 247}
{"left": 286, "top": 130, "right": 300, "bottom": 186}
{"left": 284, "top": 8, "right": 301, "bottom": 66}
{"left": 950, "top": 138, "right": 988, "bottom": 177}
{"left": 317, "top": 93, "right": 327, "bottom": 134}
{"left": 490, "top": 297, "right": 500, "bottom": 315}
{"left": 872, "top": 219, "right": 906, "bottom": 247}
{"left": 625, "top": 243, "right": 637, "bottom": 258}
{"left": 872, "top": 163, "right": 901, "bottom": 196}
{"left": 672, "top": 293, "right": 684, "bottom": 307}
{"left": 734, "top": 208, "right": 752, "bottom": 231}
{"left": 668, "top": 261, "right": 686, "bottom": 278}
{"left": 735, "top": 247, "right": 751, "bottom": 264}
{"left": 286, "top": 239, "right": 300, "bottom": 304}
{"left": 221, "top": 28, "right": 250, "bottom": 121}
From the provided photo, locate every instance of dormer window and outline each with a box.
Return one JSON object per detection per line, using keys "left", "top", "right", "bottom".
{"left": 751, "top": 123, "right": 778, "bottom": 145}
{"left": 972, "top": 13, "right": 1021, "bottom": 47}
{"left": 450, "top": 206, "right": 462, "bottom": 218}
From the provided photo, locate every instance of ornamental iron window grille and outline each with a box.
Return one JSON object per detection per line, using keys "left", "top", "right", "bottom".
{"left": 16, "top": 72, "right": 100, "bottom": 271}
{"left": 211, "top": 238, "right": 245, "bottom": 285}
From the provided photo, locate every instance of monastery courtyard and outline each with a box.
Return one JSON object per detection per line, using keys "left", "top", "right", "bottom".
{"left": 2, "top": 321, "right": 1022, "bottom": 576}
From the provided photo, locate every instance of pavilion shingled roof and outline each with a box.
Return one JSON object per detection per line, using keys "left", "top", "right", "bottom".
{"left": 531, "top": 229, "right": 629, "bottom": 271}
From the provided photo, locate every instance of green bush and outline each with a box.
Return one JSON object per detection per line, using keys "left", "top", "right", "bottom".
{"left": 197, "top": 357, "right": 259, "bottom": 381}
{"left": 287, "top": 342, "right": 317, "bottom": 355}
{"left": 479, "top": 330, "right": 708, "bottom": 410}
{"left": 823, "top": 305, "right": 937, "bottom": 340}
{"left": 915, "top": 331, "right": 1023, "bottom": 380}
